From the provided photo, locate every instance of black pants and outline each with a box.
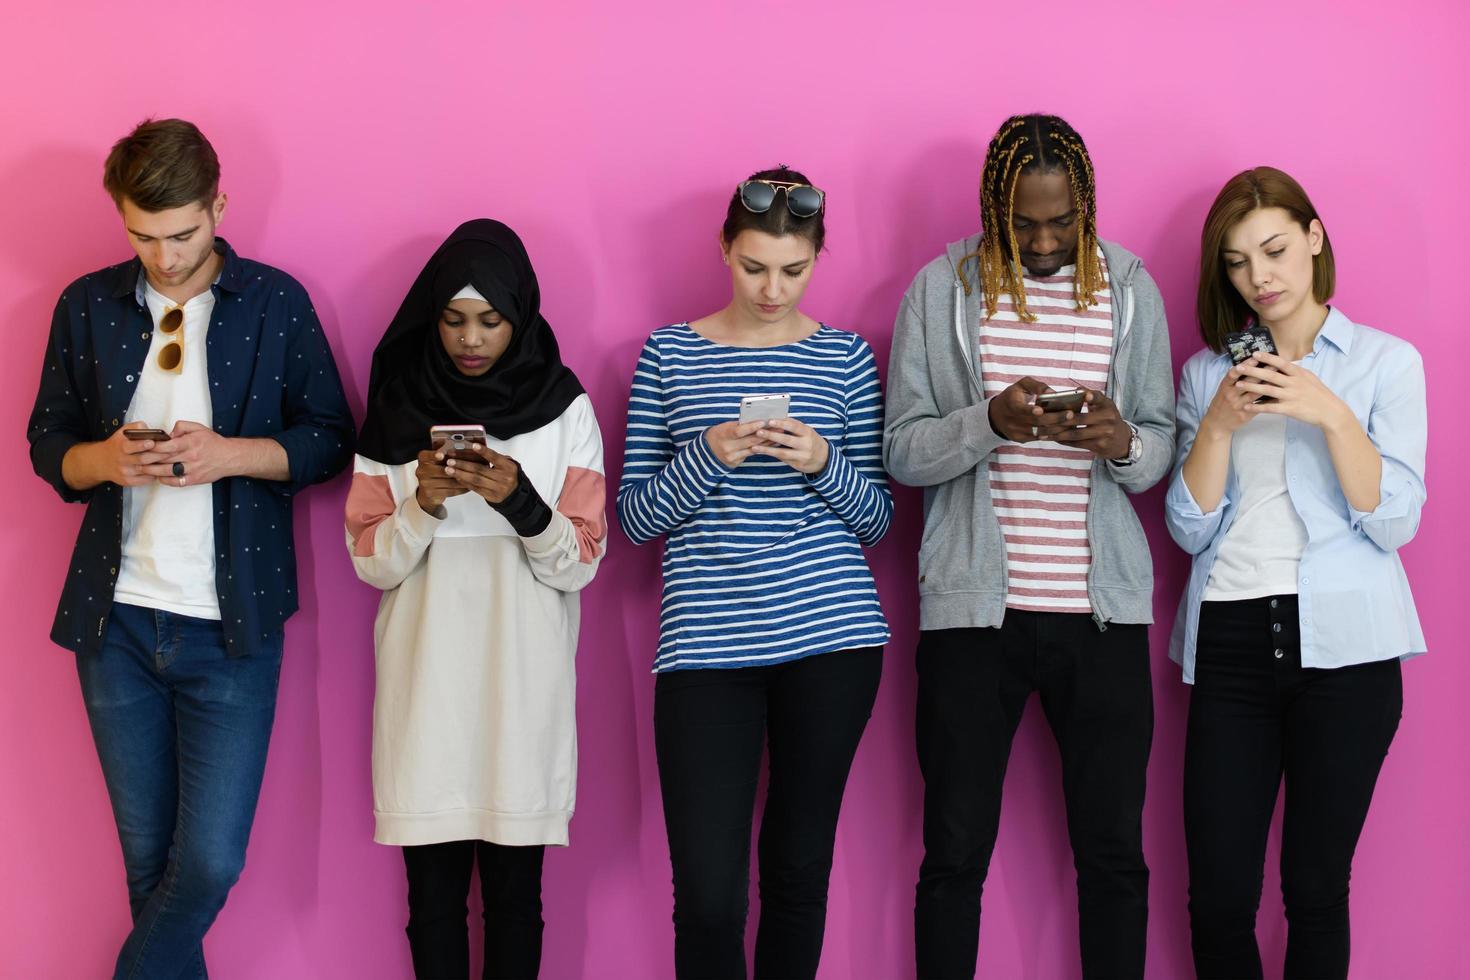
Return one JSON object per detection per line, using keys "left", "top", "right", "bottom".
{"left": 401, "top": 840, "right": 546, "bottom": 979}
{"left": 1185, "top": 596, "right": 1402, "bottom": 980}
{"left": 654, "top": 646, "right": 882, "bottom": 980}
{"left": 914, "top": 613, "right": 1153, "bottom": 980}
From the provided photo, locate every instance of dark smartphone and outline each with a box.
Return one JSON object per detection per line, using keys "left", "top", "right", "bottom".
{"left": 1036, "top": 387, "right": 1087, "bottom": 413}
{"left": 123, "top": 428, "right": 171, "bottom": 441}
{"left": 1224, "top": 326, "right": 1279, "bottom": 403}
{"left": 1224, "top": 325, "right": 1278, "bottom": 365}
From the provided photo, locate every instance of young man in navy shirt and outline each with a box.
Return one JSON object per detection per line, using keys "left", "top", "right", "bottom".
{"left": 27, "top": 118, "right": 354, "bottom": 977}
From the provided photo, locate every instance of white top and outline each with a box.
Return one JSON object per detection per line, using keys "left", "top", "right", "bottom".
{"left": 1203, "top": 411, "right": 1310, "bottom": 601}
{"left": 345, "top": 394, "right": 607, "bottom": 847}
{"left": 115, "top": 281, "right": 220, "bottom": 620}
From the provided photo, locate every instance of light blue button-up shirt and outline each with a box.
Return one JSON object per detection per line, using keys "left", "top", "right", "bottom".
{"left": 1165, "top": 307, "right": 1427, "bottom": 683}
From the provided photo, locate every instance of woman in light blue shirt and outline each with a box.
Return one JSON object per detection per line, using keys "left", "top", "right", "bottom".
{"left": 1166, "top": 166, "right": 1426, "bottom": 980}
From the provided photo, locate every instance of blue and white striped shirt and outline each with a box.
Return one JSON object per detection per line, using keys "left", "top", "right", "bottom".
{"left": 617, "top": 323, "right": 893, "bottom": 672}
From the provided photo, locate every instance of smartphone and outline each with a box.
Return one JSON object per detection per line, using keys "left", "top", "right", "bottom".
{"left": 739, "top": 394, "right": 791, "bottom": 424}
{"left": 429, "top": 424, "right": 488, "bottom": 461}
{"left": 1224, "top": 326, "right": 1279, "bottom": 402}
{"left": 1224, "top": 325, "right": 1278, "bottom": 366}
{"left": 123, "top": 428, "right": 171, "bottom": 442}
{"left": 1035, "top": 388, "right": 1087, "bottom": 412}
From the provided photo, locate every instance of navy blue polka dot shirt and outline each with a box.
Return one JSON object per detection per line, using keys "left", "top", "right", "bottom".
{"left": 27, "top": 238, "right": 356, "bottom": 657}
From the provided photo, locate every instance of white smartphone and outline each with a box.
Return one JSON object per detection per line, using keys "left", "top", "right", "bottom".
{"left": 738, "top": 394, "right": 791, "bottom": 424}
{"left": 429, "top": 424, "right": 488, "bottom": 460}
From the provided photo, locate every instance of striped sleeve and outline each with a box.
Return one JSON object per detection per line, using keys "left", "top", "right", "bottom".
{"left": 616, "top": 335, "right": 731, "bottom": 544}
{"left": 804, "top": 335, "right": 893, "bottom": 546}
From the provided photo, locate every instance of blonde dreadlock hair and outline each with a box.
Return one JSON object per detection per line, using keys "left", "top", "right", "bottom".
{"left": 961, "top": 114, "right": 1106, "bottom": 322}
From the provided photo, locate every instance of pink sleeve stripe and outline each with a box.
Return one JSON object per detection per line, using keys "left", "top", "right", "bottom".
{"left": 557, "top": 466, "right": 607, "bottom": 564}
{"left": 345, "top": 473, "right": 395, "bottom": 558}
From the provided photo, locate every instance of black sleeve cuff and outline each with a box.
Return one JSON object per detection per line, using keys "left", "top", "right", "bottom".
{"left": 490, "top": 465, "right": 553, "bottom": 537}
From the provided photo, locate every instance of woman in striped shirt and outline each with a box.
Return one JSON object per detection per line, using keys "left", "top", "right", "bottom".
{"left": 617, "top": 167, "right": 892, "bottom": 980}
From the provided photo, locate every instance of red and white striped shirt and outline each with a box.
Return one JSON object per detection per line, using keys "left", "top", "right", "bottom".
{"left": 978, "top": 256, "right": 1112, "bottom": 613}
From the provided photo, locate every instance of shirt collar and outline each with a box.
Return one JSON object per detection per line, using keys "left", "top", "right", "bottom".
{"left": 109, "top": 236, "right": 244, "bottom": 303}
{"left": 1315, "top": 306, "right": 1354, "bottom": 355}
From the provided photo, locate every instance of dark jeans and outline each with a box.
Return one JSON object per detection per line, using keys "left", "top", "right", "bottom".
{"left": 76, "top": 601, "right": 283, "bottom": 980}
{"left": 402, "top": 840, "right": 546, "bottom": 979}
{"left": 654, "top": 646, "right": 882, "bottom": 980}
{"left": 1185, "top": 596, "right": 1402, "bottom": 980}
{"left": 914, "top": 613, "right": 1153, "bottom": 980}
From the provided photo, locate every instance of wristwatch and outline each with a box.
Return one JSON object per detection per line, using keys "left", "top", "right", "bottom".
{"left": 1113, "top": 421, "right": 1142, "bottom": 466}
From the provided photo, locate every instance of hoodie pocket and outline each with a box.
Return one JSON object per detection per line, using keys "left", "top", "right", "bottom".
{"left": 917, "top": 477, "right": 990, "bottom": 596}
{"left": 1094, "top": 481, "right": 1153, "bottom": 595}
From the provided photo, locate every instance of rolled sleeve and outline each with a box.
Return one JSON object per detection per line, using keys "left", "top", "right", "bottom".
{"left": 269, "top": 287, "right": 356, "bottom": 494}
{"left": 1165, "top": 353, "right": 1230, "bottom": 555}
{"left": 27, "top": 291, "right": 93, "bottom": 504}
{"left": 1348, "top": 347, "right": 1426, "bottom": 552}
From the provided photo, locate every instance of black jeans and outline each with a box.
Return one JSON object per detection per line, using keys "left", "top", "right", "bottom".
{"left": 1185, "top": 596, "right": 1402, "bottom": 980}
{"left": 654, "top": 646, "right": 883, "bottom": 980}
{"left": 914, "top": 613, "right": 1153, "bottom": 980}
{"left": 401, "top": 840, "right": 546, "bottom": 979}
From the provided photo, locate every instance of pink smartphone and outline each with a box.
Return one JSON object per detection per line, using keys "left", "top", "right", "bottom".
{"left": 429, "top": 424, "right": 487, "bottom": 461}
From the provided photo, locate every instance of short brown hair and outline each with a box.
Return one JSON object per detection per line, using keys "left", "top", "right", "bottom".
{"left": 1197, "top": 166, "right": 1335, "bottom": 351}
{"left": 102, "top": 118, "right": 220, "bottom": 211}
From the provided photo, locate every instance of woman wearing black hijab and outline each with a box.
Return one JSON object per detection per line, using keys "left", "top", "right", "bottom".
{"left": 346, "top": 220, "right": 607, "bottom": 979}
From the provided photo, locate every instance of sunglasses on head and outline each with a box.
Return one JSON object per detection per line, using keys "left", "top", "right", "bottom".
{"left": 156, "top": 305, "right": 184, "bottom": 373}
{"left": 738, "top": 179, "right": 824, "bottom": 219}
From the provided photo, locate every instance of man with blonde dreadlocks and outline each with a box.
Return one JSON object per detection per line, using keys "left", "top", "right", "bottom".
{"left": 883, "top": 113, "right": 1175, "bottom": 979}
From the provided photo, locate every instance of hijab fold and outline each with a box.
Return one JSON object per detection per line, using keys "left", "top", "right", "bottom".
{"left": 358, "top": 219, "right": 584, "bottom": 464}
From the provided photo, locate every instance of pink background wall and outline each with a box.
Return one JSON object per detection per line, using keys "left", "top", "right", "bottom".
{"left": 2, "top": 1, "right": 1467, "bottom": 977}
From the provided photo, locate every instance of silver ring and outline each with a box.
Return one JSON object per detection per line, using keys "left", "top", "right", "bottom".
{"left": 1030, "top": 425, "right": 1038, "bottom": 438}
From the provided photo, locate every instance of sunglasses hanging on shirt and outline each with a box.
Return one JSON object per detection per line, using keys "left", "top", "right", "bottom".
{"left": 156, "top": 305, "right": 184, "bottom": 373}
{"left": 737, "top": 179, "right": 825, "bottom": 219}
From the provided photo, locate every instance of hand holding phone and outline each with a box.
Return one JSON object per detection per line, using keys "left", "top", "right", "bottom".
{"left": 1224, "top": 326, "right": 1279, "bottom": 403}
{"left": 67, "top": 424, "right": 169, "bottom": 490}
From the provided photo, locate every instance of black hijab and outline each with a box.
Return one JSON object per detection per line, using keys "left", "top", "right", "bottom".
{"left": 357, "top": 219, "right": 585, "bottom": 464}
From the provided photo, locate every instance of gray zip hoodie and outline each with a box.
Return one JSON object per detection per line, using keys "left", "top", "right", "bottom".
{"left": 883, "top": 235, "right": 1175, "bottom": 630}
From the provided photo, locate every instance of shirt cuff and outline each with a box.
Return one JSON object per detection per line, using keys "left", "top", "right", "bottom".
{"left": 1166, "top": 473, "right": 1227, "bottom": 519}
{"left": 402, "top": 489, "right": 446, "bottom": 538}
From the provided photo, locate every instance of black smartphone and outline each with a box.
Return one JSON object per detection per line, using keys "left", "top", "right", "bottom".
{"left": 1224, "top": 325, "right": 1278, "bottom": 366}
{"left": 123, "top": 428, "right": 171, "bottom": 441}
{"left": 1224, "top": 326, "right": 1279, "bottom": 403}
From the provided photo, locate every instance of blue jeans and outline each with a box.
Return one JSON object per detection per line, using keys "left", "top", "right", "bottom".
{"left": 76, "top": 602, "right": 283, "bottom": 980}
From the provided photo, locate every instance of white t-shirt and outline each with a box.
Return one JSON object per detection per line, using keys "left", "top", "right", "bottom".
{"left": 1203, "top": 411, "right": 1310, "bottom": 601}
{"left": 113, "top": 280, "right": 220, "bottom": 619}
